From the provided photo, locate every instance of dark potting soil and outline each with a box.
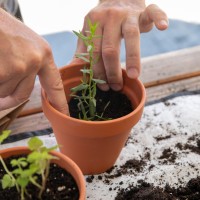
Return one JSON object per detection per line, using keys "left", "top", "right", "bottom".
{"left": 115, "top": 177, "right": 200, "bottom": 200}
{"left": 69, "top": 87, "right": 133, "bottom": 120}
{"left": 0, "top": 155, "right": 79, "bottom": 200}
{"left": 114, "top": 137, "right": 200, "bottom": 200}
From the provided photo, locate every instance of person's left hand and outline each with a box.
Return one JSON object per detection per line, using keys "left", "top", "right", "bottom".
{"left": 71, "top": 0, "right": 168, "bottom": 91}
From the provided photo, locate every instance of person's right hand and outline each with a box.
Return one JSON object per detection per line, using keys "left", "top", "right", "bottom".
{"left": 0, "top": 8, "right": 69, "bottom": 115}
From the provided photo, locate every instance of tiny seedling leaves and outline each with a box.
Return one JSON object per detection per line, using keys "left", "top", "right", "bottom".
{"left": 0, "top": 130, "right": 11, "bottom": 144}
{"left": 28, "top": 137, "right": 43, "bottom": 151}
{"left": 71, "top": 84, "right": 89, "bottom": 93}
{"left": 80, "top": 69, "right": 91, "bottom": 74}
{"left": 92, "top": 78, "right": 106, "bottom": 84}
{"left": 2, "top": 174, "right": 15, "bottom": 189}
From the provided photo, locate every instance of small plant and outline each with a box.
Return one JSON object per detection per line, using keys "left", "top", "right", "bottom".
{"left": 71, "top": 20, "right": 110, "bottom": 121}
{"left": 0, "top": 130, "right": 11, "bottom": 144}
{"left": 0, "top": 137, "right": 58, "bottom": 200}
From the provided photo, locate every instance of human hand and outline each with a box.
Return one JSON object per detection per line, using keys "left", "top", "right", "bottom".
{"left": 72, "top": 0, "right": 168, "bottom": 91}
{"left": 0, "top": 8, "right": 69, "bottom": 114}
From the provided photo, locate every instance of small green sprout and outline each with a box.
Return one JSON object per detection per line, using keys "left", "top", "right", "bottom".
{"left": 0, "top": 130, "right": 11, "bottom": 144}
{"left": 0, "top": 137, "right": 59, "bottom": 200}
{"left": 71, "top": 20, "right": 110, "bottom": 121}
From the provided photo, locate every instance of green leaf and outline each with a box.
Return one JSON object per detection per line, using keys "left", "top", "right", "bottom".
{"left": 10, "top": 159, "right": 18, "bottom": 166}
{"left": 89, "top": 99, "right": 96, "bottom": 117}
{"left": 72, "top": 31, "right": 88, "bottom": 40}
{"left": 0, "top": 130, "right": 11, "bottom": 144}
{"left": 46, "top": 145, "right": 59, "bottom": 152}
{"left": 76, "top": 53, "right": 89, "bottom": 56}
{"left": 71, "top": 84, "right": 89, "bottom": 93}
{"left": 92, "top": 78, "right": 106, "bottom": 84}
{"left": 21, "top": 168, "right": 37, "bottom": 178}
{"left": 80, "top": 69, "right": 91, "bottom": 74}
{"left": 2, "top": 174, "right": 15, "bottom": 189}
{"left": 12, "top": 168, "right": 23, "bottom": 175}
{"left": 27, "top": 151, "right": 41, "bottom": 163}
{"left": 17, "top": 177, "right": 29, "bottom": 188}
{"left": 75, "top": 55, "right": 90, "bottom": 63}
{"left": 28, "top": 137, "right": 43, "bottom": 151}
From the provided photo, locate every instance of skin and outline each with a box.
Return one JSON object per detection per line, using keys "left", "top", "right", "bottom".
{"left": 72, "top": 0, "right": 168, "bottom": 91}
{"left": 0, "top": 0, "right": 168, "bottom": 114}
{"left": 0, "top": 8, "right": 69, "bottom": 114}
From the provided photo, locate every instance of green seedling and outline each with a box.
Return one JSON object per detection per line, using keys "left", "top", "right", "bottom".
{"left": 0, "top": 130, "right": 11, "bottom": 144}
{"left": 71, "top": 20, "right": 110, "bottom": 121}
{"left": 0, "top": 136, "right": 58, "bottom": 200}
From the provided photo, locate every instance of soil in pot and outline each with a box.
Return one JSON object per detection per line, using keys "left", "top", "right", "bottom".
{"left": 0, "top": 155, "right": 79, "bottom": 200}
{"left": 69, "top": 87, "right": 133, "bottom": 120}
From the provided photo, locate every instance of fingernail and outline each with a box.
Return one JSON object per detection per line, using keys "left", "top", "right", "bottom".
{"left": 127, "top": 68, "right": 139, "bottom": 79}
{"left": 110, "top": 83, "right": 122, "bottom": 91}
{"left": 159, "top": 20, "right": 168, "bottom": 27}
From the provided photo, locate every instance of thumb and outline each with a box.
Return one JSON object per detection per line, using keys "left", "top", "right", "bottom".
{"left": 139, "top": 4, "right": 168, "bottom": 33}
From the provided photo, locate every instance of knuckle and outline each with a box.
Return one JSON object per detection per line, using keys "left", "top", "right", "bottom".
{"left": 87, "top": 10, "right": 99, "bottom": 22}
{"left": 14, "top": 93, "right": 30, "bottom": 104}
{"left": 102, "top": 47, "right": 118, "bottom": 58}
{"left": 28, "top": 51, "right": 42, "bottom": 67}
{"left": 127, "top": 53, "right": 140, "bottom": 60}
{"left": 105, "top": 7, "right": 124, "bottom": 18}
{"left": 42, "top": 41, "right": 52, "bottom": 58}
{"left": 14, "top": 62, "right": 27, "bottom": 74}
{"left": 51, "top": 75, "right": 64, "bottom": 91}
{"left": 123, "top": 24, "right": 139, "bottom": 37}
{"left": 29, "top": 41, "right": 52, "bottom": 68}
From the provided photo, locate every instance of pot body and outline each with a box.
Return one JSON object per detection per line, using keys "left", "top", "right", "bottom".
{"left": 42, "top": 63, "right": 146, "bottom": 175}
{"left": 0, "top": 147, "right": 86, "bottom": 200}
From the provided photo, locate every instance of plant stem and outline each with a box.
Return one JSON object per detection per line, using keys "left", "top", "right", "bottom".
{"left": 0, "top": 156, "right": 19, "bottom": 192}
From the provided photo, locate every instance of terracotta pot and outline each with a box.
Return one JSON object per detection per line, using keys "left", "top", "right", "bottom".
{"left": 0, "top": 146, "right": 86, "bottom": 200}
{"left": 42, "top": 63, "right": 146, "bottom": 175}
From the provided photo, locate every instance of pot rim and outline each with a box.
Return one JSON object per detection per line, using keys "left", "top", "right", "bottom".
{"left": 42, "top": 66, "right": 146, "bottom": 125}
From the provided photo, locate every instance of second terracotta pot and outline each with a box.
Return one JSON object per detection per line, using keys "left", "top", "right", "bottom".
{"left": 42, "top": 63, "right": 146, "bottom": 175}
{"left": 0, "top": 146, "right": 86, "bottom": 200}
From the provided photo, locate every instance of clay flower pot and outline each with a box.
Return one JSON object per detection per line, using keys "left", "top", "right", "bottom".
{"left": 42, "top": 63, "right": 146, "bottom": 175}
{"left": 0, "top": 146, "right": 86, "bottom": 200}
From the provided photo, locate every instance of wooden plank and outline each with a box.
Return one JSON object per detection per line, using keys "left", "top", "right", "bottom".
{"left": 140, "top": 46, "right": 200, "bottom": 87}
{"left": 9, "top": 75, "right": 200, "bottom": 135}
{"left": 146, "top": 76, "right": 200, "bottom": 103}
{"left": 9, "top": 112, "right": 51, "bottom": 135}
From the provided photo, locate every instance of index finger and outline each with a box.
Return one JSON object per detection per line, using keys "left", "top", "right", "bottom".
{"left": 122, "top": 18, "right": 141, "bottom": 79}
{"left": 38, "top": 62, "right": 69, "bottom": 115}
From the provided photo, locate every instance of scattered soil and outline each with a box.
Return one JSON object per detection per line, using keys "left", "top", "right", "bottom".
{"left": 115, "top": 177, "right": 200, "bottom": 200}
{"left": 0, "top": 155, "right": 79, "bottom": 200}
{"left": 69, "top": 87, "right": 133, "bottom": 120}
{"left": 86, "top": 134, "right": 200, "bottom": 199}
{"left": 114, "top": 136, "right": 200, "bottom": 199}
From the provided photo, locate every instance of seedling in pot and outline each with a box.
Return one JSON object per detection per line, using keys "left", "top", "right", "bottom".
{"left": 0, "top": 136, "right": 58, "bottom": 200}
{"left": 71, "top": 20, "right": 110, "bottom": 121}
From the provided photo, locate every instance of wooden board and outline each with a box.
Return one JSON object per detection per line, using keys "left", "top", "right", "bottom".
{"left": 7, "top": 45, "right": 200, "bottom": 134}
